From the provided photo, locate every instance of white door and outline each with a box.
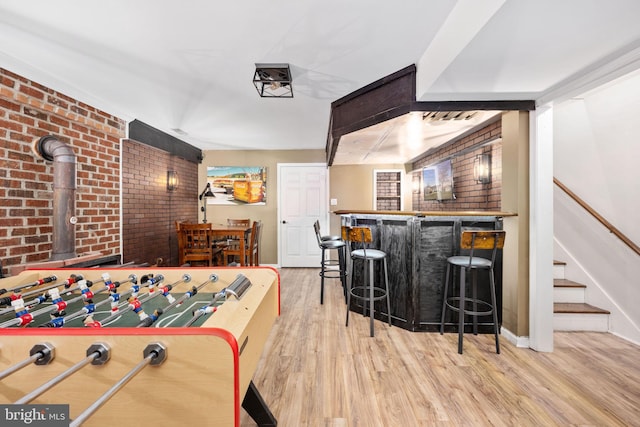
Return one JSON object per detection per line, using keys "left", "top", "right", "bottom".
{"left": 278, "top": 163, "right": 329, "bottom": 267}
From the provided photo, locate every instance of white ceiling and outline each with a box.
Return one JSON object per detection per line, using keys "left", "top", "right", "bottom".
{"left": 1, "top": 0, "right": 640, "bottom": 164}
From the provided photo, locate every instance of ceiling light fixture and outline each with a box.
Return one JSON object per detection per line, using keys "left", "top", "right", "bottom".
{"left": 253, "top": 63, "right": 293, "bottom": 98}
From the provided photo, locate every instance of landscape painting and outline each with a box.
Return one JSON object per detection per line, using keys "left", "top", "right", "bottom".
{"left": 206, "top": 166, "right": 267, "bottom": 205}
{"left": 423, "top": 159, "right": 454, "bottom": 201}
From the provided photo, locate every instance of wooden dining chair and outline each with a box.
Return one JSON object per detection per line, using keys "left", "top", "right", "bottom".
{"left": 221, "top": 218, "right": 251, "bottom": 260}
{"left": 179, "top": 223, "right": 215, "bottom": 267}
{"left": 224, "top": 218, "right": 250, "bottom": 245}
{"left": 223, "top": 220, "right": 260, "bottom": 266}
{"left": 175, "top": 220, "right": 191, "bottom": 266}
{"left": 227, "top": 218, "right": 250, "bottom": 227}
{"left": 248, "top": 220, "right": 262, "bottom": 266}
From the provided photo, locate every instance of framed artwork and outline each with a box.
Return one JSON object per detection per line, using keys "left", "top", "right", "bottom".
{"left": 422, "top": 159, "right": 454, "bottom": 201}
{"left": 206, "top": 166, "right": 266, "bottom": 205}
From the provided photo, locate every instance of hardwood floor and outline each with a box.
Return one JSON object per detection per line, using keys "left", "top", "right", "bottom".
{"left": 241, "top": 268, "right": 640, "bottom": 426}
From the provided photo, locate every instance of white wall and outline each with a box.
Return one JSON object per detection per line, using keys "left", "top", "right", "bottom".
{"left": 553, "top": 70, "right": 640, "bottom": 344}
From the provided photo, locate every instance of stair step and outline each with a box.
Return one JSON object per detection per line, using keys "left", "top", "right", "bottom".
{"left": 554, "top": 279, "right": 586, "bottom": 303}
{"left": 553, "top": 261, "right": 566, "bottom": 280}
{"left": 554, "top": 303, "right": 610, "bottom": 332}
{"left": 551, "top": 261, "right": 609, "bottom": 332}
{"left": 554, "top": 302, "right": 610, "bottom": 314}
{"left": 554, "top": 278, "right": 586, "bottom": 289}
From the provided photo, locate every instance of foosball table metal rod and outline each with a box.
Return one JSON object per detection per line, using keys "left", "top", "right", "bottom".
{"left": 0, "top": 275, "right": 58, "bottom": 298}
{"left": 69, "top": 342, "right": 167, "bottom": 427}
{"left": 20, "top": 274, "right": 84, "bottom": 299}
{"left": 83, "top": 274, "right": 165, "bottom": 327}
{"left": 0, "top": 342, "right": 55, "bottom": 380}
{"left": 183, "top": 273, "right": 252, "bottom": 327}
{"left": 40, "top": 274, "right": 138, "bottom": 328}
{"left": 14, "top": 343, "right": 111, "bottom": 404}
{"left": 137, "top": 273, "right": 219, "bottom": 328}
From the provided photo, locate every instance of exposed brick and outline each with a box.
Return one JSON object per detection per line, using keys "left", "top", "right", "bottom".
{"left": 23, "top": 107, "right": 48, "bottom": 120}
{"left": 37, "top": 120, "right": 61, "bottom": 133}
{"left": 50, "top": 115, "right": 71, "bottom": 128}
{"left": 70, "top": 105, "right": 88, "bottom": 117}
{"left": 0, "top": 98, "right": 20, "bottom": 111}
{"left": 0, "top": 74, "right": 16, "bottom": 88}
{"left": 18, "top": 84, "right": 45, "bottom": 100}
{"left": 411, "top": 121, "right": 502, "bottom": 212}
{"left": 0, "top": 118, "right": 23, "bottom": 132}
{"left": 1, "top": 68, "right": 125, "bottom": 270}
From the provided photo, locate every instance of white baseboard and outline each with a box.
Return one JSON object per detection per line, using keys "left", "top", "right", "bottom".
{"left": 500, "top": 327, "right": 530, "bottom": 348}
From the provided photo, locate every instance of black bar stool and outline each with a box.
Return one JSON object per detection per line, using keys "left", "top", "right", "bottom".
{"left": 344, "top": 226, "right": 391, "bottom": 337}
{"left": 313, "top": 221, "right": 347, "bottom": 304}
{"left": 440, "top": 230, "right": 505, "bottom": 354}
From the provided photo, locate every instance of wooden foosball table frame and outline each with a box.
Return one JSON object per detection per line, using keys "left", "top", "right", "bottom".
{"left": 0, "top": 266, "right": 280, "bottom": 426}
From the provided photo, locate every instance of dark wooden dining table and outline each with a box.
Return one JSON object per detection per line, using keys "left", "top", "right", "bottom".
{"left": 210, "top": 224, "right": 252, "bottom": 266}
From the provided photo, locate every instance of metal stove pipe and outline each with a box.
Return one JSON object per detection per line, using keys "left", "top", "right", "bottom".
{"left": 33, "top": 135, "right": 78, "bottom": 261}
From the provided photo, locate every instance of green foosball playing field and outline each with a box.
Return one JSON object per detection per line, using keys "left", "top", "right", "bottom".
{"left": 31, "top": 290, "right": 224, "bottom": 328}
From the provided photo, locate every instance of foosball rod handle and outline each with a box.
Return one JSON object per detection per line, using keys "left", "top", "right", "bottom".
{"left": 14, "top": 343, "right": 111, "bottom": 404}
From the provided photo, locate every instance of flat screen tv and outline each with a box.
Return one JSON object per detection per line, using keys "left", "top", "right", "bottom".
{"left": 422, "top": 159, "right": 454, "bottom": 201}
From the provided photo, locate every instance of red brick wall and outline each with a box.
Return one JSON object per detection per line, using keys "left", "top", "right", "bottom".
{"left": 375, "top": 171, "right": 402, "bottom": 210}
{"left": 121, "top": 139, "right": 198, "bottom": 266}
{"left": 0, "top": 68, "right": 125, "bottom": 275}
{"left": 411, "top": 119, "right": 502, "bottom": 211}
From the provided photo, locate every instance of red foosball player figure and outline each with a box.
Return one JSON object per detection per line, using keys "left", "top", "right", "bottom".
{"left": 49, "top": 288, "right": 67, "bottom": 312}
{"left": 159, "top": 285, "right": 176, "bottom": 304}
{"left": 83, "top": 315, "right": 102, "bottom": 328}
{"left": 79, "top": 280, "right": 94, "bottom": 300}
{"left": 12, "top": 297, "right": 33, "bottom": 327}
{"left": 128, "top": 296, "right": 148, "bottom": 321}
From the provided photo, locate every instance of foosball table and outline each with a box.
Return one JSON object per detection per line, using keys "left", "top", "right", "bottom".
{"left": 0, "top": 266, "right": 280, "bottom": 426}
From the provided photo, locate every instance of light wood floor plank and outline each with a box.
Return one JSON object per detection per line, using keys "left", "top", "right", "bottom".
{"left": 241, "top": 268, "right": 640, "bottom": 426}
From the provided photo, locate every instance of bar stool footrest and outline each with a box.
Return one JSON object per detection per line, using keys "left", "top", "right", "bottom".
{"left": 349, "top": 286, "right": 388, "bottom": 302}
{"left": 321, "top": 259, "right": 341, "bottom": 268}
{"left": 445, "top": 297, "right": 494, "bottom": 317}
{"left": 319, "top": 270, "right": 347, "bottom": 279}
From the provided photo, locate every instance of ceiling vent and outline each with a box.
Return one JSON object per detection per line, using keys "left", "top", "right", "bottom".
{"left": 423, "top": 111, "right": 478, "bottom": 123}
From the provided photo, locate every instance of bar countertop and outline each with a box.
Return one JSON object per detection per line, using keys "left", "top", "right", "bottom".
{"left": 333, "top": 210, "right": 517, "bottom": 217}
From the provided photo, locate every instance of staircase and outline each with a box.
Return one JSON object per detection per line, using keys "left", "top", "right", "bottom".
{"left": 553, "top": 260, "right": 610, "bottom": 331}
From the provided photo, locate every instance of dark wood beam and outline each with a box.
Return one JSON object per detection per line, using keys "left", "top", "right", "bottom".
{"left": 129, "top": 119, "right": 203, "bottom": 164}
{"left": 325, "top": 65, "right": 536, "bottom": 166}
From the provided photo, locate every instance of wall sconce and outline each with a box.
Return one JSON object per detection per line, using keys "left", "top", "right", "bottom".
{"left": 412, "top": 175, "right": 421, "bottom": 194}
{"left": 167, "top": 170, "right": 179, "bottom": 191}
{"left": 473, "top": 154, "right": 491, "bottom": 184}
{"left": 253, "top": 63, "right": 293, "bottom": 98}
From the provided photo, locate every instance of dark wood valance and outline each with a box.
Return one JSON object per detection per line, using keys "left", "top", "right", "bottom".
{"left": 325, "top": 65, "right": 535, "bottom": 165}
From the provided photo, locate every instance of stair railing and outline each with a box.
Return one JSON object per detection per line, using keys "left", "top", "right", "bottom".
{"left": 554, "top": 177, "right": 640, "bottom": 256}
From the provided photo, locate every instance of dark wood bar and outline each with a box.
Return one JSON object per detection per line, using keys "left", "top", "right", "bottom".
{"left": 336, "top": 210, "right": 513, "bottom": 332}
